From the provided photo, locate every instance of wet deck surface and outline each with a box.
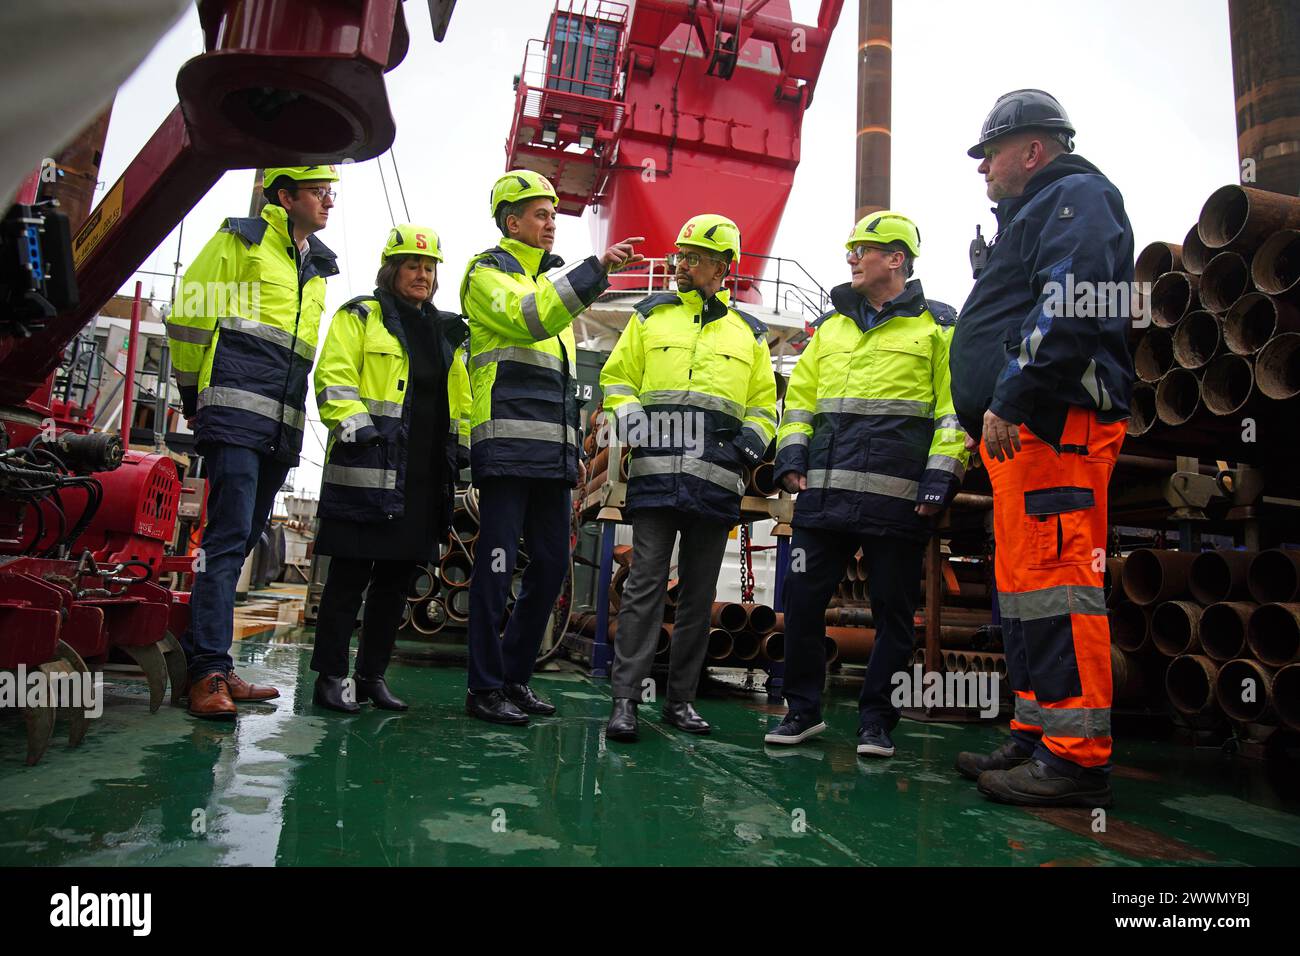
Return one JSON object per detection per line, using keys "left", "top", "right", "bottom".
{"left": 2, "top": 625, "right": 1299, "bottom": 866}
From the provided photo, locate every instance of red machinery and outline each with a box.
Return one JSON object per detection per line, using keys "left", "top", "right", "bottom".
{"left": 0, "top": 0, "right": 456, "bottom": 763}
{"left": 506, "top": 0, "right": 844, "bottom": 300}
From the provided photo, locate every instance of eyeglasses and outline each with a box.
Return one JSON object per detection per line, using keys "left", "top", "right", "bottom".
{"left": 302, "top": 187, "right": 337, "bottom": 202}
{"left": 666, "top": 251, "right": 722, "bottom": 269}
{"left": 845, "top": 243, "right": 890, "bottom": 263}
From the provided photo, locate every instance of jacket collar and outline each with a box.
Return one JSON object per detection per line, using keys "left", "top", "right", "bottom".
{"left": 830, "top": 278, "right": 928, "bottom": 333}
{"left": 678, "top": 286, "right": 731, "bottom": 324}
{"left": 260, "top": 203, "right": 339, "bottom": 277}
{"left": 995, "top": 153, "right": 1104, "bottom": 229}
{"left": 498, "top": 236, "right": 564, "bottom": 277}
{"left": 374, "top": 287, "right": 469, "bottom": 354}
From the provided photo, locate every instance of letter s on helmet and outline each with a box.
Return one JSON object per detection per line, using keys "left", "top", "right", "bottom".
{"left": 490, "top": 170, "right": 559, "bottom": 217}
{"left": 382, "top": 223, "right": 444, "bottom": 265}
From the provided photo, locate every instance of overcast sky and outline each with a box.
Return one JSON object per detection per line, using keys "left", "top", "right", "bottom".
{"left": 98, "top": 0, "right": 1239, "bottom": 496}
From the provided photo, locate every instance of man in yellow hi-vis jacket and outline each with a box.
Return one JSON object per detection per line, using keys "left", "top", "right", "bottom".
{"left": 460, "top": 169, "right": 642, "bottom": 725}
{"left": 762, "top": 212, "right": 969, "bottom": 756}
{"left": 599, "top": 214, "right": 777, "bottom": 741}
{"left": 166, "top": 165, "right": 339, "bottom": 719}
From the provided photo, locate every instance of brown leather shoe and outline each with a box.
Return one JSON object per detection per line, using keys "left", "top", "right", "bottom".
{"left": 188, "top": 671, "right": 237, "bottom": 720}
{"left": 226, "top": 671, "right": 280, "bottom": 702}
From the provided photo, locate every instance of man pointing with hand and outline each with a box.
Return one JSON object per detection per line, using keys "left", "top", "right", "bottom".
{"left": 460, "top": 169, "right": 642, "bottom": 725}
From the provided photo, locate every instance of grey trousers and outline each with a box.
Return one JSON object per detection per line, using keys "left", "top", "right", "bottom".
{"left": 611, "top": 508, "right": 731, "bottom": 702}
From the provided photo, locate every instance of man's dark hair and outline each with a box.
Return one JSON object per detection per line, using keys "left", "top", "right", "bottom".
{"left": 495, "top": 199, "right": 528, "bottom": 236}
{"left": 262, "top": 175, "right": 298, "bottom": 209}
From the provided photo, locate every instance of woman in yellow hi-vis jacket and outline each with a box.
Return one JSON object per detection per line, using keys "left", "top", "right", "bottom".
{"left": 310, "top": 224, "right": 470, "bottom": 713}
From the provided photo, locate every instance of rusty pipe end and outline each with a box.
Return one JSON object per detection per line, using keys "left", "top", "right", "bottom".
{"left": 1251, "top": 229, "right": 1300, "bottom": 297}
{"left": 1150, "top": 272, "right": 1200, "bottom": 328}
{"left": 1215, "top": 657, "right": 1273, "bottom": 722}
{"left": 1201, "top": 353, "right": 1255, "bottom": 416}
{"left": 1154, "top": 367, "right": 1202, "bottom": 425}
{"left": 1172, "top": 310, "right": 1222, "bottom": 370}
{"left": 1165, "top": 654, "right": 1219, "bottom": 715}
{"left": 1199, "top": 252, "right": 1251, "bottom": 314}
{"left": 1247, "top": 602, "right": 1300, "bottom": 667}
{"left": 1255, "top": 332, "right": 1300, "bottom": 401}
{"left": 1182, "top": 222, "right": 1209, "bottom": 275}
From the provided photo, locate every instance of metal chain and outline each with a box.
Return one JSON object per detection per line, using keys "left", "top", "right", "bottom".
{"left": 739, "top": 522, "right": 755, "bottom": 603}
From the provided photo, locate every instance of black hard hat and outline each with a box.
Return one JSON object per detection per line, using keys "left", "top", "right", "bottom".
{"left": 968, "top": 89, "right": 1075, "bottom": 158}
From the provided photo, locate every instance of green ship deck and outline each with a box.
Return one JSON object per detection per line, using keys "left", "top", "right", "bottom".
{"left": 2, "top": 626, "right": 1298, "bottom": 867}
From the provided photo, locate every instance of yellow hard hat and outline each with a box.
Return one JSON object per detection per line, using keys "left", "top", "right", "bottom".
{"left": 262, "top": 165, "right": 341, "bottom": 187}
{"left": 490, "top": 169, "right": 558, "bottom": 218}
{"left": 846, "top": 211, "right": 921, "bottom": 257}
{"left": 676, "top": 213, "right": 741, "bottom": 262}
{"left": 381, "top": 223, "right": 444, "bottom": 264}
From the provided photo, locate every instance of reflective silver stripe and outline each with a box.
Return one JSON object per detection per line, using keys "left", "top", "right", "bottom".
{"left": 174, "top": 370, "right": 198, "bottom": 387}
{"left": 197, "top": 386, "right": 304, "bottom": 430}
{"left": 363, "top": 398, "right": 404, "bottom": 419}
{"left": 603, "top": 384, "right": 636, "bottom": 397}
{"left": 742, "top": 421, "right": 772, "bottom": 444}
{"left": 747, "top": 406, "right": 779, "bottom": 425}
{"left": 1081, "top": 358, "right": 1114, "bottom": 412}
{"left": 334, "top": 411, "right": 375, "bottom": 440}
{"left": 317, "top": 385, "right": 361, "bottom": 404}
{"left": 935, "top": 414, "right": 964, "bottom": 431}
{"left": 777, "top": 432, "right": 809, "bottom": 450}
{"left": 471, "top": 419, "right": 577, "bottom": 445}
{"left": 472, "top": 346, "right": 565, "bottom": 373}
{"left": 783, "top": 408, "right": 815, "bottom": 426}
{"left": 520, "top": 293, "right": 548, "bottom": 340}
{"left": 629, "top": 455, "right": 745, "bottom": 496}
{"left": 1014, "top": 696, "right": 1042, "bottom": 728}
{"left": 322, "top": 464, "right": 396, "bottom": 489}
{"left": 925, "top": 454, "right": 966, "bottom": 480}
{"left": 219, "top": 316, "right": 315, "bottom": 362}
{"left": 998, "top": 584, "right": 1107, "bottom": 622}
{"left": 1040, "top": 706, "right": 1111, "bottom": 739}
{"left": 449, "top": 420, "right": 460, "bottom": 436}
{"left": 166, "top": 321, "right": 214, "bottom": 346}
{"left": 642, "top": 389, "right": 743, "bottom": 419}
{"left": 806, "top": 468, "right": 919, "bottom": 501}
{"left": 816, "top": 397, "right": 935, "bottom": 418}
{"left": 551, "top": 271, "right": 585, "bottom": 316}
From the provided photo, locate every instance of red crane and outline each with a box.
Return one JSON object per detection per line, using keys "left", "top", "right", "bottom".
{"left": 506, "top": 0, "right": 844, "bottom": 302}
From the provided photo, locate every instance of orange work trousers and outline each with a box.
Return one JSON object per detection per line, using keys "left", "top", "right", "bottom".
{"left": 981, "top": 406, "right": 1125, "bottom": 770}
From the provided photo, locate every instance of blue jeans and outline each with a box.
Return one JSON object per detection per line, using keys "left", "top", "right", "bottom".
{"left": 181, "top": 443, "right": 290, "bottom": 679}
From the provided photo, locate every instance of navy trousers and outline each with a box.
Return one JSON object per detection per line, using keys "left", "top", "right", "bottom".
{"left": 781, "top": 526, "right": 923, "bottom": 731}
{"left": 182, "top": 443, "right": 290, "bottom": 679}
{"left": 466, "top": 478, "right": 571, "bottom": 693}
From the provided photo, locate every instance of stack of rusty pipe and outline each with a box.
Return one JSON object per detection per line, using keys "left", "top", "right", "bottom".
{"left": 1130, "top": 185, "right": 1300, "bottom": 452}
{"left": 1113, "top": 546, "right": 1300, "bottom": 730}
{"left": 399, "top": 491, "right": 533, "bottom": 637}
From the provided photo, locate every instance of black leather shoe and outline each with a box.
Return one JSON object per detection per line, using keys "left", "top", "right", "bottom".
{"left": 606, "top": 698, "right": 639, "bottom": 742}
{"left": 466, "top": 690, "right": 529, "bottom": 725}
{"left": 661, "top": 699, "right": 710, "bottom": 734}
{"left": 502, "top": 682, "right": 555, "bottom": 716}
{"left": 355, "top": 673, "right": 408, "bottom": 711}
{"left": 313, "top": 675, "right": 360, "bottom": 714}
{"left": 977, "top": 759, "right": 1113, "bottom": 808}
{"left": 955, "top": 737, "right": 1033, "bottom": 781}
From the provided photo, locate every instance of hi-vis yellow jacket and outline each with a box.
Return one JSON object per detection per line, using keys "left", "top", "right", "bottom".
{"left": 459, "top": 236, "right": 609, "bottom": 483}
{"left": 166, "top": 203, "right": 338, "bottom": 463}
{"left": 314, "top": 290, "right": 470, "bottom": 525}
{"left": 775, "top": 279, "right": 969, "bottom": 540}
{"left": 600, "top": 288, "right": 777, "bottom": 524}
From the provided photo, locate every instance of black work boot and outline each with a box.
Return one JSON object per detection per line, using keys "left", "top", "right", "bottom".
{"left": 977, "top": 759, "right": 1113, "bottom": 808}
{"left": 955, "top": 737, "right": 1033, "bottom": 781}
{"left": 314, "top": 675, "right": 360, "bottom": 714}
{"left": 606, "top": 698, "right": 639, "bottom": 742}
{"left": 661, "top": 700, "right": 710, "bottom": 734}
{"left": 355, "top": 673, "right": 408, "bottom": 711}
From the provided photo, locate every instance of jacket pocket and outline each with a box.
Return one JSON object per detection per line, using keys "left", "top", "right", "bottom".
{"left": 870, "top": 333, "right": 930, "bottom": 393}
{"left": 1024, "top": 486, "right": 1096, "bottom": 567}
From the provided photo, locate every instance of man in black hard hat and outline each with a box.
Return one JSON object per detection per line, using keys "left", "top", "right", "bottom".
{"left": 949, "top": 90, "right": 1135, "bottom": 808}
